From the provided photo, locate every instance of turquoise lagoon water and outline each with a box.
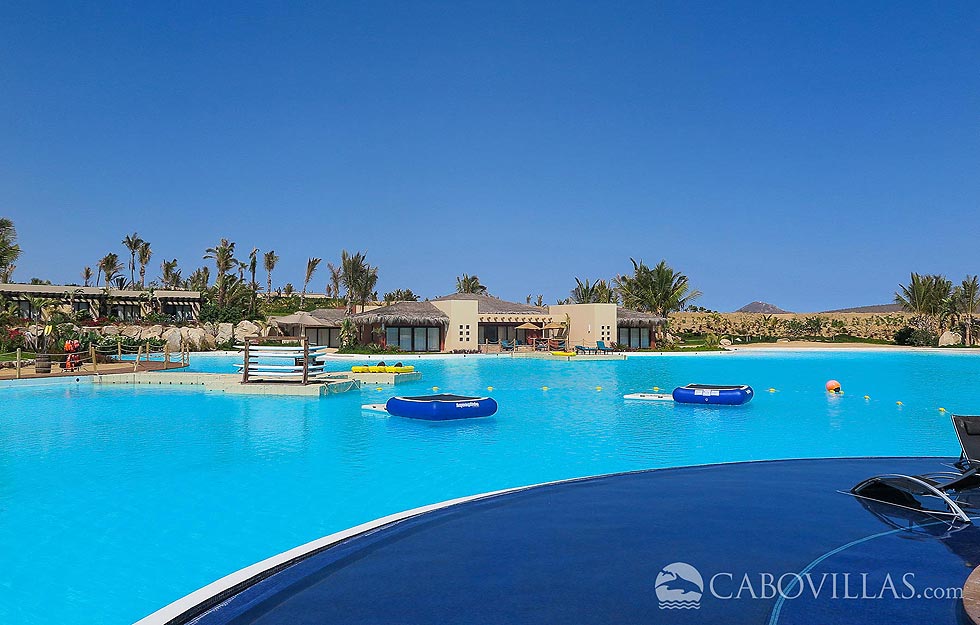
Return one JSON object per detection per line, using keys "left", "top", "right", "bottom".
{"left": 3, "top": 349, "right": 980, "bottom": 624}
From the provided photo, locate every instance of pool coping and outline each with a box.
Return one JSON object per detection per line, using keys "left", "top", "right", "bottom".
{"left": 132, "top": 455, "right": 952, "bottom": 625}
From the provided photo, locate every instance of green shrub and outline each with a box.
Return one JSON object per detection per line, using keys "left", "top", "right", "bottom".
{"left": 894, "top": 326, "right": 937, "bottom": 347}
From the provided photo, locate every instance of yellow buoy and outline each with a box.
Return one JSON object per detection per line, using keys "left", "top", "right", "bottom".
{"left": 375, "top": 387, "right": 383, "bottom": 391}
{"left": 939, "top": 407, "right": 947, "bottom": 412}
{"left": 595, "top": 386, "right": 602, "bottom": 392}
{"left": 863, "top": 395, "right": 870, "bottom": 400}
{"left": 653, "top": 386, "right": 660, "bottom": 392}
{"left": 896, "top": 401, "right": 903, "bottom": 406}
{"left": 432, "top": 386, "right": 439, "bottom": 391}
{"left": 487, "top": 386, "right": 494, "bottom": 391}
{"left": 768, "top": 388, "right": 776, "bottom": 393}
{"left": 542, "top": 386, "right": 549, "bottom": 391}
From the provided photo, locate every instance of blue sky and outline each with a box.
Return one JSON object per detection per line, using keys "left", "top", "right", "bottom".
{"left": 1, "top": 1, "right": 977, "bottom": 312}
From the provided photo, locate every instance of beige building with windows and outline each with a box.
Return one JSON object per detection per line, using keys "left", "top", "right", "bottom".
{"left": 0, "top": 283, "right": 202, "bottom": 321}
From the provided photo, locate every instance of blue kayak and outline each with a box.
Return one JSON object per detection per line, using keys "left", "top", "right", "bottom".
{"left": 672, "top": 384, "right": 754, "bottom": 406}
{"left": 385, "top": 394, "right": 498, "bottom": 420}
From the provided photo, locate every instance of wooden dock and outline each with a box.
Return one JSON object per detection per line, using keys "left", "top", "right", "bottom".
{"left": 94, "top": 372, "right": 360, "bottom": 396}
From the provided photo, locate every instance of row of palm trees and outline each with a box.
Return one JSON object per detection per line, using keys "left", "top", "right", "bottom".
{"left": 895, "top": 273, "right": 980, "bottom": 345}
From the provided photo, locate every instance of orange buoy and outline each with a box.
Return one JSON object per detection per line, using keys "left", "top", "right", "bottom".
{"left": 825, "top": 380, "right": 841, "bottom": 393}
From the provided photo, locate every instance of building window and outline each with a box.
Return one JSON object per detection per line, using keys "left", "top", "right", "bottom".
{"left": 306, "top": 328, "right": 342, "bottom": 348}
{"left": 112, "top": 303, "right": 142, "bottom": 321}
{"left": 162, "top": 302, "right": 194, "bottom": 321}
{"left": 617, "top": 327, "right": 651, "bottom": 349}
{"left": 384, "top": 326, "right": 441, "bottom": 352}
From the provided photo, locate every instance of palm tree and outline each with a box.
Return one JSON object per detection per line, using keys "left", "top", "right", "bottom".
{"left": 0, "top": 217, "right": 21, "bottom": 282}
{"left": 98, "top": 253, "right": 123, "bottom": 288}
{"left": 326, "top": 262, "right": 342, "bottom": 299}
{"left": 340, "top": 250, "right": 378, "bottom": 312}
{"left": 614, "top": 259, "right": 701, "bottom": 317}
{"left": 161, "top": 259, "right": 181, "bottom": 289}
{"left": 82, "top": 266, "right": 93, "bottom": 287}
{"left": 122, "top": 232, "right": 144, "bottom": 287}
{"left": 283, "top": 283, "right": 295, "bottom": 297}
{"left": 958, "top": 275, "right": 980, "bottom": 346}
{"left": 263, "top": 250, "right": 279, "bottom": 301}
{"left": 383, "top": 289, "right": 420, "bottom": 304}
{"left": 137, "top": 241, "right": 152, "bottom": 288}
{"left": 247, "top": 248, "right": 259, "bottom": 314}
{"left": 456, "top": 274, "right": 487, "bottom": 294}
{"left": 301, "top": 257, "right": 322, "bottom": 308}
{"left": 204, "top": 238, "right": 236, "bottom": 306}
{"left": 188, "top": 267, "right": 210, "bottom": 292}
{"left": 895, "top": 273, "right": 951, "bottom": 319}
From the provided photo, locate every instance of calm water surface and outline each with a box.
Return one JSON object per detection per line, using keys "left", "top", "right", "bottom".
{"left": 2, "top": 350, "right": 979, "bottom": 624}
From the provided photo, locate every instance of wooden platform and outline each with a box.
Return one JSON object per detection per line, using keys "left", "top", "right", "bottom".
{"left": 345, "top": 371, "right": 422, "bottom": 385}
{"left": 0, "top": 359, "right": 186, "bottom": 381}
{"left": 93, "top": 372, "right": 360, "bottom": 396}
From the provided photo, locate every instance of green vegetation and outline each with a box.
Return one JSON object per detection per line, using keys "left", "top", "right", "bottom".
{"left": 455, "top": 274, "right": 487, "bottom": 295}
{"left": 0, "top": 218, "right": 21, "bottom": 282}
{"left": 894, "top": 272, "right": 979, "bottom": 346}
{"left": 614, "top": 259, "right": 701, "bottom": 317}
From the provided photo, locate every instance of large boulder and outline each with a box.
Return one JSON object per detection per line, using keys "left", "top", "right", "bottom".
{"left": 200, "top": 332, "right": 217, "bottom": 350}
{"left": 161, "top": 327, "right": 183, "bottom": 351}
{"left": 102, "top": 325, "right": 120, "bottom": 336}
{"left": 202, "top": 321, "right": 218, "bottom": 337}
{"left": 234, "top": 320, "right": 261, "bottom": 341}
{"left": 120, "top": 325, "right": 142, "bottom": 339}
{"left": 939, "top": 331, "right": 962, "bottom": 347}
{"left": 216, "top": 323, "right": 234, "bottom": 345}
{"left": 142, "top": 325, "right": 164, "bottom": 340}
{"left": 184, "top": 327, "right": 209, "bottom": 351}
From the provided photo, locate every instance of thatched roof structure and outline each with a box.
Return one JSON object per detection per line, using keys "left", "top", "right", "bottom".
{"left": 432, "top": 293, "right": 545, "bottom": 315}
{"left": 309, "top": 308, "right": 347, "bottom": 327}
{"left": 351, "top": 301, "right": 449, "bottom": 326}
{"left": 616, "top": 307, "right": 667, "bottom": 327}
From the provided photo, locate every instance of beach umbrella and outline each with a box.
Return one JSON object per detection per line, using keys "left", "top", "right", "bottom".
{"left": 272, "top": 311, "right": 332, "bottom": 330}
{"left": 516, "top": 322, "right": 542, "bottom": 330}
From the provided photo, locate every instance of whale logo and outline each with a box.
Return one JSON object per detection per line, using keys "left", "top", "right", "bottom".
{"left": 655, "top": 562, "right": 703, "bottom": 610}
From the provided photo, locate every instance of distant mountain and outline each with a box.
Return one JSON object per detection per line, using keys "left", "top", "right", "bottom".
{"left": 735, "top": 301, "right": 790, "bottom": 314}
{"left": 820, "top": 303, "right": 905, "bottom": 314}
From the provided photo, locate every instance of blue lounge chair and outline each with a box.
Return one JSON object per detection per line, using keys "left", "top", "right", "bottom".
{"left": 595, "top": 340, "right": 614, "bottom": 354}
{"left": 575, "top": 345, "right": 596, "bottom": 355}
{"left": 500, "top": 339, "right": 515, "bottom": 351}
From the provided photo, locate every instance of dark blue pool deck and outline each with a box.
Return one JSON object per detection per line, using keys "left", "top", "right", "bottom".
{"left": 186, "top": 458, "right": 980, "bottom": 625}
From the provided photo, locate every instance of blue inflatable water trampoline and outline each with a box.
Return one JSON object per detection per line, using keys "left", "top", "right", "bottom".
{"left": 672, "top": 384, "right": 754, "bottom": 405}
{"left": 384, "top": 394, "right": 498, "bottom": 420}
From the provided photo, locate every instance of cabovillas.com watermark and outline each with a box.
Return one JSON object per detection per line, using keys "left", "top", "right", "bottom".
{"left": 655, "top": 562, "right": 962, "bottom": 610}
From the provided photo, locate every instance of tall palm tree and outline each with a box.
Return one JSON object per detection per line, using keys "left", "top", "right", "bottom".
{"left": 570, "top": 278, "right": 615, "bottom": 304}
{"left": 341, "top": 250, "right": 379, "bottom": 313}
{"left": 301, "top": 257, "right": 322, "bottom": 308}
{"left": 203, "top": 238, "right": 236, "bottom": 306}
{"left": 98, "top": 253, "right": 123, "bottom": 288}
{"left": 122, "top": 232, "right": 144, "bottom": 287}
{"left": 161, "top": 259, "right": 181, "bottom": 289}
{"left": 614, "top": 259, "right": 701, "bottom": 317}
{"left": 247, "top": 248, "right": 259, "bottom": 314}
{"left": 455, "top": 274, "right": 487, "bottom": 294}
{"left": 894, "top": 273, "right": 951, "bottom": 318}
{"left": 263, "top": 250, "right": 279, "bottom": 301}
{"left": 82, "top": 266, "right": 93, "bottom": 287}
{"left": 958, "top": 275, "right": 980, "bottom": 346}
{"left": 188, "top": 267, "right": 210, "bottom": 292}
{"left": 326, "top": 262, "right": 342, "bottom": 299}
{"left": 137, "top": 241, "right": 152, "bottom": 288}
{"left": 0, "top": 217, "right": 21, "bottom": 282}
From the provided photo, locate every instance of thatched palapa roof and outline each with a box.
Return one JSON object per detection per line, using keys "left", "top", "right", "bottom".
{"left": 351, "top": 301, "right": 449, "bottom": 326}
{"left": 616, "top": 307, "right": 667, "bottom": 327}
{"left": 309, "top": 308, "right": 347, "bottom": 327}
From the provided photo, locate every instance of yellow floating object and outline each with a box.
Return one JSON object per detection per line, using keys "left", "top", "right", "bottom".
{"left": 551, "top": 351, "right": 576, "bottom": 357}
{"left": 768, "top": 388, "right": 776, "bottom": 393}
{"left": 896, "top": 401, "right": 903, "bottom": 406}
{"left": 432, "top": 386, "right": 439, "bottom": 391}
{"left": 542, "top": 386, "right": 549, "bottom": 391}
{"left": 595, "top": 386, "right": 602, "bottom": 391}
{"left": 487, "top": 386, "right": 494, "bottom": 391}
{"left": 375, "top": 387, "right": 383, "bottom": 391}
{"left": 653, "top": 386, "right": 660, "bottom": 392}
{"left": 351, "top": 366, "right": 370, "bottom": 373}
{"left": 939, "top": 407, "right": 947, "bottom": 412}
{"left": 864, "top": 395, "right": 870, "bottom": 400}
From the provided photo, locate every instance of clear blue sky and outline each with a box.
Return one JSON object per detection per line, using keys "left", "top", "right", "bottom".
{"left": 1, "top": 1, "right": 977, "bottom": 312}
